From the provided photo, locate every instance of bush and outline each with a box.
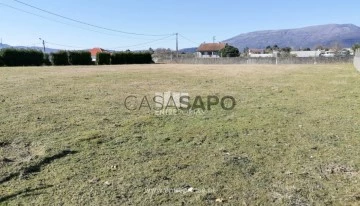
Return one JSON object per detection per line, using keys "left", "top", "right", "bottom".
{"left": 111, "top": 52, "right": 127, "bottom": 64}
{"left": 51, "top": 51, "right": 69, "bottom": 65}
{"left": 125, "top": 52, "right": 135, "bottom": 64}
{"left": 0, "top": 48, "right": 43, "bottom": 66}
{"left": 96, "top": 52, "right": 111, "bottom": 65}
{"left": 137, "top": 52, "right": 153, "bottom": 64}
{"left": 219, "top": 44, "right": 240, "bottom": 57}
{"left": 0, "top": 55, "right": 4, "bottom": 67}
{"left": 111, "top": 52, "right": 153, "bottom": 64}
{"left": 68, "top": 51, "right": 92, "bottom": 65}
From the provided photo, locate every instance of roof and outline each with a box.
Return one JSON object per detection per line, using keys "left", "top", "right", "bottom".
{"left": 249, "top": 49, "right": 264, "bottom": 53}
{"left": 89, "top": 48, "right": 106, "bottom": 56}
{"left": 197, "top": 43, "right": 226, "bottom": 52}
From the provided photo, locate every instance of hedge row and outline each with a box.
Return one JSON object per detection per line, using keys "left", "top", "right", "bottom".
{"left": 69, "top": 51, "right": 92, "bottom": 65}
{"left": 0, "top": 56, "right": 4, "bottom": 66}
{"left": 51, "top": 51, "right": 92, "bottom": 65}
{"left": 111, "top": 52, "right": 153, "bottom": 64}
{"left": 96, "top": 52, "right": 111, "bottom": 65}
{"left": 0, "top": 49, "right": 153, "bottom": 67}
{"left": 51, "top": 51, "right": 69, "bottom": 65}
{"left": 0, "top": 48, "right": 43, "bottom": 66}
{"left": 54, "top": 51, "right": 152, "bottom": 65}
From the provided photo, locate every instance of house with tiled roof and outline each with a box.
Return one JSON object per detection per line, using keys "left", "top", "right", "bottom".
{"left": 89, "top": 48, "right": 110, "bottom": 61}
{"left": 248, "top": 49, "right": 264, "bottom": 54}
{"left": 196, "top": 43, "right": 226, "bottom": 58}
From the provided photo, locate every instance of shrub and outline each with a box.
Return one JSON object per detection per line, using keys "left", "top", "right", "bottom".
{"left": 0, "top": 55, "right": 4, "bottom": 67}
{"left": 0, "top": 48, "right": 43, "bottom": 66}
{"left": 136, "top": 52, "right": 153, "bottom": 64}
{"left": 96, "top": 52, "right": 111, "bottom": 65}
{"left": 68, "top": 51, "right": 92, "bottom": 65}
{"left": 111, "top": 52, "right": 127, "bottom": 64}
{"left": 219, "top": 44, "right": 240, "bottom": 57}
{"left": 126, "top": 52, "right": 136, "bottom": 64}
{"left": 51, "top": 51, "right": 69, "bottom": 65}
{"left": 111, "top": 52, "right": 153, "bottom": 64}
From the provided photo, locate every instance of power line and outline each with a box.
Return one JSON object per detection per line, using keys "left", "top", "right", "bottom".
{"left": 0, "top": 3, "right": 173, "bottom": 50}
{"left": 45, "top": 41, "right": 84, "bottom": 49}
{"left": 109, "top": 34, "right": 175, "bottom": 50}
{"left": 0, "top": 2, "right": 162, "bottom": 40}
{"left": 178, "top": 34, "right": 200, "bottom": 45}
{"left": 13, "top": 0, "right": 174, "bottom": 37}
{"left": 0, "top": 3, "right": 111, "bottom": 37}
{"left": 1, "top": 2, "right": 176, "bottom": 50}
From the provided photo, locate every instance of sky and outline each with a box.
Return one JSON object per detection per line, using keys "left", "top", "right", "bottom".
{"left": 0, "top": 0, "right": 359, "bottom": 51}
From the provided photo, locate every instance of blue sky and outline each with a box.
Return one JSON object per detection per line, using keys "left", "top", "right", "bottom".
{"left": 0, "top": 0, "right": 359, "bottom": 50}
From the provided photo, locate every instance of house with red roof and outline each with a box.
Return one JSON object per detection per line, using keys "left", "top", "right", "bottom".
{"left": 196, "top": 43, "right": 226, "bottom": 58}
{"left": 89, "top": 48, "right": 110, "bottom": 61}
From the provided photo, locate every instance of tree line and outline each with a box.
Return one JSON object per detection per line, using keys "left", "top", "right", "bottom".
{"left": 220, "top": 43, "right": 360, "bottom": 58}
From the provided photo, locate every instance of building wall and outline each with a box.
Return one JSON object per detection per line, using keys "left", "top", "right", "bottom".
{"left": 248, "top": 51, "right": 321, "bottom": 58}
{"left": 291, "top": 51, "right": 322, "bottom": 57}
{"left": 249, "top": 53, "right": 274, "bottom": 58}
{"left": 355, "top": 49, "right": 360, "bottom": 72}
{"left": 196, "top": 51, "right": 221, "bottom": 58}
{"left": 162, "top": 56, "right": 353, "bottom": 64}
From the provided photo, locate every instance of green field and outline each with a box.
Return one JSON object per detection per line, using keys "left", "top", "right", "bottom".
{"left": 0, "top": 64, "right": 359, "bottom": 205}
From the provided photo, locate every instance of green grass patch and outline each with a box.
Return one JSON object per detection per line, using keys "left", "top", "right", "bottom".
{"left": 0, "top": 64, "right": 359, "bottom": 205}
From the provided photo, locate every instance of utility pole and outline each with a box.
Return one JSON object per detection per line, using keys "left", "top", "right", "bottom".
{"left": 39, "top": 38, "right": 45, "bottom": 53}
{"left": 213, "top": 36, "right": 216, "bottom": 43}
{"left": 176, "top": 33, "right": 179, "bottom": 59}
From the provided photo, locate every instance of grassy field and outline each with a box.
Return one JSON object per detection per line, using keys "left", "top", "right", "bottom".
{"left": 0, "top": 64, "right": 359, "bottom": 205}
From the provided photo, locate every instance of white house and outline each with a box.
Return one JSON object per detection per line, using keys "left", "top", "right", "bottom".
{"left": 248, "top": 49, "right": 274, "bottom": 57}
{"left": 290, "top": 50, "right": 322, "bottom": 57}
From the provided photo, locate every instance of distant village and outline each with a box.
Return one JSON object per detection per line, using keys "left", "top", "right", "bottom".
{"left": 89, "top": 42, "right": 359, "bottom": 62}
{"left": 194, "top": 42, "right": 356, "bottom": 58}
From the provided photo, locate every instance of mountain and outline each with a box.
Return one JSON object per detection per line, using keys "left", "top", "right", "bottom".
{"left": 0, "top": 44, "right": 59, "bottom": 53}
{"left": 0, "top": 43, "right": 11, "bottom": 49}
{"left": 223, "top": 24, "right": 360, "bottom": 50}
{"left": 179, "top": 47, "right": 197, "bottom": 54}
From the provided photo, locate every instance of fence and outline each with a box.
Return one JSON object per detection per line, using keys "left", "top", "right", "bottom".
{"left": 355, "top": 49, "right": 360, "bottom": 72}
{"left": 157, "top": 56, "right": 353, "bottom": 65}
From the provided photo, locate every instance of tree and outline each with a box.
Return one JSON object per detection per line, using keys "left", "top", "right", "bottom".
{"left": 242, "top": 47, "right": 249, "bottom": 57}
{"left": 219, "top": 44, "right": 240, "bottom": 57}
{"left": 352, "top": 43, "right": 360, "bottom": 54}
{"left": 148, "top": 47, "right": 154, "bottom": 54}
{"left": 273, "top": 45, "right": 279, "bottom": 51}
{"left": 276, "top": 47, "right": 292, "bottom": 57}
{"left": 243, "top": 47, "right": 249, "bottom": 54}
{"left": 281, "top": 47, "right": 291, "bottom": 53}
{"left": 264, "top": 45, "right": 272, "bottom": 54}
{"left": 331, "top": 42, "right": 343, "bottom": 52}
{"left": 315, "top": 45, "right": 325, "bottom": 51}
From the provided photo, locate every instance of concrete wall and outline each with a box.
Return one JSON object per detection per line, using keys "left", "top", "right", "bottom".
{"left": 164, "top": 56, "right": 353, "bottom": 65}
{"left": 291, "top": 51, "right": 322, "bottom": 57}
{"left": 249, "top": 54, "right": 274, "bottom": 58}
{"left": 195, "top": 52, "right": 221, "bottom": 58}
{"left": 354, "top": 49, "right": 360, "bottom": 72}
